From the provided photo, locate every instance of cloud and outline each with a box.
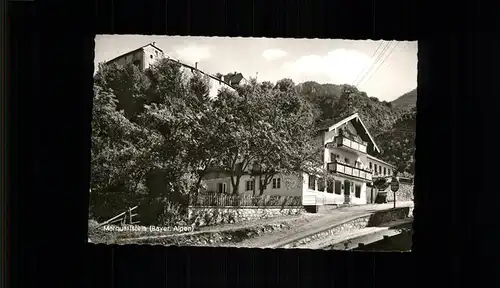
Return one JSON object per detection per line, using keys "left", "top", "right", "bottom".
{"left": 281, "top": 49, "right": 373, "bottom": 85}
{"left": 174, "top": 45, "right": 213, "bottom": 64}
{"left": 262, "top": 48, "right": 287, "bottom": 61}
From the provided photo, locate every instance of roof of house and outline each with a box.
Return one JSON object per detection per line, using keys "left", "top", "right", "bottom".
{"left": 366, "top": 154, "right": 396, "bottom": 168}
{"left": 105, "top": 43, "right": 164, "bottom": 64}
{"left": 223, "top": 72, "right": 244, "bottom": 85}
{"left": 174, "top": 61, "right": 236, "bottom": 90}
{"left": 318, "top": 113, "right": 381, "bottom": 153}
{"left": 103, "top": 43, "right": 237, "bottom": 92}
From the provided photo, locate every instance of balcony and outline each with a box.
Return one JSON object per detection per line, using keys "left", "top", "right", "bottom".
{"left": 327, "top": 161, "right": 373, "bottom": 181}
{"left": 334, "top": 136, "right": 367, "bottom": 154}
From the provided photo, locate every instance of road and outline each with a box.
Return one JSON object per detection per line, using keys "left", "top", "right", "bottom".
{"left": 223, "top": 201, "right": 413, "bottom": 249}
{"left": 301, "top": 218, "right": 412, "bottom": 250}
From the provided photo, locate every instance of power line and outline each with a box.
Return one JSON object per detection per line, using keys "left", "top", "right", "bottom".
{"left": 368, "top": 41, "right": 408, "bottom": 78}
{"left": 351, "top": 41, "right": 384, "bottom": 86}
{"left": 358, "top": 41, "right": 399, "bottom": 88}
{"left": 354, "top": 41, "right": 393, "bottom": 87}
{"left": 355, "top": 41, "right": 392, "bottom": 87}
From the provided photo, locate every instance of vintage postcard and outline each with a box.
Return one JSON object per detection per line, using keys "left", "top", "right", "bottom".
{"left": 89, "top": 35, "right": 417, "bottom": 251}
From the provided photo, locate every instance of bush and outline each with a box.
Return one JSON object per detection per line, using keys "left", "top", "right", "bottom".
{"left": 136, "top": 196, "right": 189, "bottom": 226}
{"left": 89, "top": 191, "right": 144, "bottom": 222}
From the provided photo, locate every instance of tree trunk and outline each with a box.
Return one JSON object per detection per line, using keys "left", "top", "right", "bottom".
{"left": 259, "top": 174, "right": 274, "bottom": 196}
{"left": 191, "top": 174, "right": 203, "bottom": 205}
{"left": 252, "top": 176, "right": 257, "bottom": 196}
{"left": 231, "top": 172, "right": 242, "bottom": 195}
{"left": 259, "top": 177, "right": 265, "bottom": 196}
{"left": 233, "top": 176, "right": 241, "bottom": 194}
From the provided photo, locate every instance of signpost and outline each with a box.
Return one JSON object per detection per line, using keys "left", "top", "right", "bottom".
{"left": 390, "top": 176, "right": 400, "bottom": 208}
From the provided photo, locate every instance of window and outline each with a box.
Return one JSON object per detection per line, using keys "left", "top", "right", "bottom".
{"left": 379, "top": 166, "right": 382, "bottom": 174}
{"left": 355, "top": 185, "right": 361, "bottom": 198}
{"left": 331, "top": 153, "right": 338, "bottom": 162}
{"left": 218, "top": 183, "right": 227, "bottom": 194}
{"left": 318, "top": 179, "right": 325, "bottom": 192}
{"left": 335, "top": 181, "right": 342, "bottom": 195}
{"left": 327, "top": 180, "right": 334, "bottom": 193}
{"left": 345, "top": 158, "right": 350, "bottom": 164}
{"left": 374, "top": 164, "right": 378, "bottom": 174}
{"left": 272, "top": 178, "right": 281, "bottom": 189}
{"left": 383, "top": 167, "right": 387, "bottom": 175}
{"left": 133, "top": 60, "right": 140, "bottom": 67}
{"left": 245, "top": 180, "right": 255, "bottom": 191}
{"left": 308, "top": 175, "right": 316, "bottom": 190}
{"left": 369, "top": 162, "right": 372, "bottom": 169}
{"left": 150, "top": 55, "right": 154, "bottom": 59}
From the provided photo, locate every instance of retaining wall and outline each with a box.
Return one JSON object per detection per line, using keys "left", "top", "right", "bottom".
{"left": 367, "top": 206, "right": 413, "bottom": 226}
{"left": 371, "top": 183, "right": 414, "bottom": 203}
{"left": 187, "top": 206, "right": 304, "bottom": 227}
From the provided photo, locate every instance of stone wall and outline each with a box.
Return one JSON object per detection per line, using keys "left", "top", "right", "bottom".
{"left": 367, "top": 206, "right": 412, "bottom": 226}
{"left": 383, "top": 183, "right": 414, "bottom": 202}
{"left": 187, "top": 206, "right": 303, "bottom": 227}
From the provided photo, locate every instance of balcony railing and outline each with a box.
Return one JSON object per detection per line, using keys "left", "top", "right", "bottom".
{"left": 335, "top": 136, "right": 367, "bottom": 154}
{"left": 327, "top": 161, "right": 373, "bottom": 181}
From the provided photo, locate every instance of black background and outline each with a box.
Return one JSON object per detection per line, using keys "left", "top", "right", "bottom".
{"left": 6, "top": 0, "right": 498, "bottom": 287}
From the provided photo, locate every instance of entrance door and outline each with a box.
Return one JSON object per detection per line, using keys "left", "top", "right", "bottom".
{"left": 344, "top": 180, "right": 351, "bottom": 204}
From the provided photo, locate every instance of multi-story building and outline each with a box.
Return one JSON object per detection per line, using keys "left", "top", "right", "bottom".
{"left": 105, "top": 42, "right": 165, "bottom": 71}
{"left": 201, "top": 113, "right": 396, "bottom": 211}
{"left": 103, "top": 43, "right": 246, "bottom": 98}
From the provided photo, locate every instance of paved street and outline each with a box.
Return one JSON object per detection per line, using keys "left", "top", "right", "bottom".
{"left": 225, "top": 201, "right": 413, "bottom": 248}
{"left": 299, "top": 218, "right": 412, "bottom": 250}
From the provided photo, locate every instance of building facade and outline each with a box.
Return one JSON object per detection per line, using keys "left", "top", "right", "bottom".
{"left": 105, "top": 42, "right": 165, "bottom": 71}
{"left": 201, "top": 113, "right": 396, "bottom": 210}
{"left": 104, "top": 43, "right": 246, "bottom": 99}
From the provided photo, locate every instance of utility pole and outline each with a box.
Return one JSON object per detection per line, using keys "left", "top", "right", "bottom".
{"left": 390, "top": 171, "right": 400, "bottom": 209}
{"left": 342, "top": 86, "right": 355, "bottom": 115}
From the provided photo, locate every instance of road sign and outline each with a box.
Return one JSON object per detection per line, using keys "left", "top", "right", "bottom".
{"left": 390, "top": 177, "right": 400, "bottom": 192}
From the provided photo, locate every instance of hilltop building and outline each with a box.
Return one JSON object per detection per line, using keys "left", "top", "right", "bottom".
{"left": 105, "top": 42, "right": 165, "bottom": 71}
{"left": 103, "top": 43, "right": 246, "bottom": 98}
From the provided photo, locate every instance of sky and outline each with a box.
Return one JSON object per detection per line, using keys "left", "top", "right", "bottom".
{"left": 94, "top": 35, "right": 418, "bottom": 102}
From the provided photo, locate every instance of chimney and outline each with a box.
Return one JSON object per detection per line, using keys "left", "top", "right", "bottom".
{"left": 152, "top": 41, "right": 156, "bottom": 46}
{"left": 195, "top": 62, "right": 198, "bottom": 69}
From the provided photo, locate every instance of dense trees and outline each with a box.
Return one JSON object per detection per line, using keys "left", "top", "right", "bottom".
{"left": 91, "top": 60, "right": 416, "bottom": 224}
{"left": 91, "top": 61, "right": 325, "bottom": 221}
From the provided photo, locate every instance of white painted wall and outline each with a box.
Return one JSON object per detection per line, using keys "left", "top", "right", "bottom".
{"left": 301, "top": 171, "right": 368, "bottom": 206}
{"left": 366, "top": 156, "right": 394, "bottom": 177}
{"left": 142, "top": 46, "right": 164, "bottom": 70}
{"left": 323, "top": 128, "right": 368, "bottom": 169}
{"left": 208, "top": 78, "right": 226, "bottom": 98}
{"left": 202, "top": 173, "right": 302, "bottom": 196}
{"left": 107, "top": 45, "right": 163, "bottom": 71}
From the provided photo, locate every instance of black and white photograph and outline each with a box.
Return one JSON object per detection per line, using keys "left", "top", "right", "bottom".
{"left": 88, "top": 35, "right": 417, "bottom": 252}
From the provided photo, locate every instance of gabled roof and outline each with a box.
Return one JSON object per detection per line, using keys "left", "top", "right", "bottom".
{"left": 366, "top": 154, "right": 396, "bottom": 168}
{"left": 223, "top": 73, "right": 244, "bottom": 85}
{"left": 319, "top": 113, "right": 381, "bottom": 153}
{"left": 105, "top": 43, "right": 164, "bottom": 64}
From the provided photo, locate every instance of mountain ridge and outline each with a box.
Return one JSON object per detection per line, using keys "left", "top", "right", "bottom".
{"left": 390, "top": 88, "right": 417, "bottom": 110}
